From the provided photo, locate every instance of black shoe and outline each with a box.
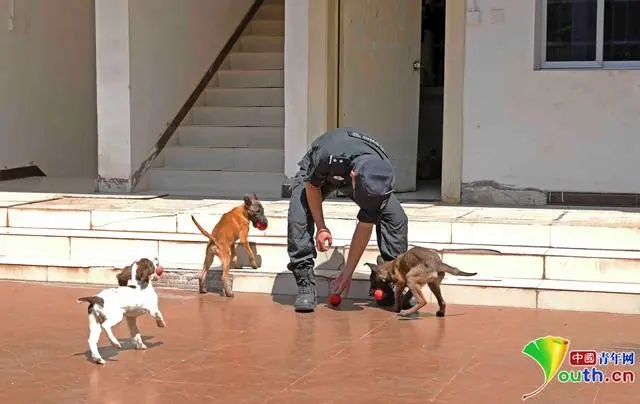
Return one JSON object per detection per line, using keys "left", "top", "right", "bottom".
{"left": 292, "top": 268, "right": 317, "bottom": 313}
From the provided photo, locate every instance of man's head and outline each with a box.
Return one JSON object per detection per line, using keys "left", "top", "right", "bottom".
{"left": 350, "top": 156, "right": 394, "bottom": 212}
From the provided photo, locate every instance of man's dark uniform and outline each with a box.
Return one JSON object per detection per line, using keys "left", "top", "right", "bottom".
{"left": 286, "top": 127, "right": 410, "bottom": 312}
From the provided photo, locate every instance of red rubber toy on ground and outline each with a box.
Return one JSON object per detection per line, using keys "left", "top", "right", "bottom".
{"left": 373, "top": 289, "right": 384, "bottom": 301}
{"left": 328, "top": 293, "right": 342, "bottom": 306}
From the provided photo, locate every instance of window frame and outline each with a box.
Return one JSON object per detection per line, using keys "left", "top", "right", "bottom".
{"left": 538, "top": 0, "right": 640, "bottom": 70}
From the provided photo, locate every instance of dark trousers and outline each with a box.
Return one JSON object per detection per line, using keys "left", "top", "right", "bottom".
{"left": 286, "top": 172, "right": 408, "bottom": 272}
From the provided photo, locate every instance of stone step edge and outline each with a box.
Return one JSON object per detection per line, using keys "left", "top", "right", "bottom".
{"left": 9, "top": 200, "right": 640, "bottom": 227}
{"left": 1, "top": 260, "right": 639, "bottom": 296}
{"left": 4, "top": 226, "right": 640, "bottom": 259}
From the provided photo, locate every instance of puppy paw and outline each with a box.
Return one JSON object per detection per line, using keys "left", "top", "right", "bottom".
{"left": 398, "top": 310, "right": 414, "bottom": 317}
{"left": 111, "top": 342, "right": 122, "bottom": 349}
{"left": 436, "top": 310, "right": 445, "bottom": 317}
{"left": 94, "top": 357, "right": 106, "bottom": 365}
{"left": 250, "top": 261, "right": 259, "bottom": 270}
{"left": 156, "top": 318, "right": 167, "bottom": 328}
{"left": 135, "top": 342, "right": 148, "bottom": 350}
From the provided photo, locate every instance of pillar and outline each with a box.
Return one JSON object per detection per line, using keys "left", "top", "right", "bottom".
{"left": 95, "top": 0, "right": 133, "bottom": 192}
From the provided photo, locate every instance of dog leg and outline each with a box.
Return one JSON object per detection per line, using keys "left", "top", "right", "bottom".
{"left": 126, "top": 316, "right": 146, "bottom": 349}
{"left": 428, "top": 274, "right": 447, "bottom": 317}
{"left": 230, "top": 244, "right": 238, "bottom": 269}
{"left": 219, "top": 250, "right": 234, "bottom": 298}
{"left": 393, "top": 280, "right": 406, "bottom": 313}
{"left": 101, "top": 313, "right": 124, "bottom": 349}
{"left": 88, "top": 314, "right": 106, "bottom": 365}
{"left": 399, "top": 283, "right": 428, "bottom": 317}
{"left": 197, "top": 243, "right": 216, "bottom": 294}
{"left": 150, "top": 307, "right": 167, "bottom": 328}
{"left": 240, "top": 229, "right": 259, "bottom": 269}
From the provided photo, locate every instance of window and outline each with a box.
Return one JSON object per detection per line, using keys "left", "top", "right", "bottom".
{"left": 539, "top": 0, "right": 640, "bottom": 68}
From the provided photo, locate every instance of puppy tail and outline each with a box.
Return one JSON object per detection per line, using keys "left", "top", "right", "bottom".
{"left": 77, "top": 296, "right": 105, "bottom": 306}
{"left": 191, "top": 215, "right": 216, "bottom": 242}
{"left": 439, "top": 263, "right": 477, "bottom": 277}
{"left": 78, "top": 296, "right": 107, "bottom": 323}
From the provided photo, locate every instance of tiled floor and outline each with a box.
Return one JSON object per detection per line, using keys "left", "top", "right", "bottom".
{"left": 0, "top": 281, "right": 637, "bottom": 403}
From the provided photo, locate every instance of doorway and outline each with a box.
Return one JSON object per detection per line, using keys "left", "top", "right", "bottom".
{"left": 413, "top": 0, "right": 446, "bottom": 202}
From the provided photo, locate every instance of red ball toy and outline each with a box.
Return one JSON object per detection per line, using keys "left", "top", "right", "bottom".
{"left": 256, "top": 222, "right": 268, "bottom": 231}
{"left": 155, "top": 265, "right": 163, "bottom": 276}
{"left": 328, "top": 293, "right": 342, "bottom": 306}
{"left": 373, "top": 289, "right": 384, "bottom": 301}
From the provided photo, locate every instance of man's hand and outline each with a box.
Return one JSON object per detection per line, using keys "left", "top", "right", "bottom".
{"left": 315, "top": 228, "right": 333, "bottom": 252}
{"left": 331, "top": 267, "right": 353, "bottom": 298}
{"left": 331, "top": 221, "right": 374, "bottom": 297}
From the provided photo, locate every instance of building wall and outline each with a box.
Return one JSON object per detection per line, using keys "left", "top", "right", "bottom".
{"left": 0, "top": 0, "right": 97, "bottom": 177}
{"left": 128, "top": 0, "right": 253, "bottom": 185}
{"left": 462, "top": 0, "right": 640, "bottom": 193}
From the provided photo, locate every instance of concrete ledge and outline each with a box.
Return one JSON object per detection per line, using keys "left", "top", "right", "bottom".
{"left": 4, "top": 195, "right": 640, "bottom": 250}
{"left": 1, "top": 263, "right": 638, "bottom": 314}
{"left": 4, "top": 231, "right": 640, "bottom": 284}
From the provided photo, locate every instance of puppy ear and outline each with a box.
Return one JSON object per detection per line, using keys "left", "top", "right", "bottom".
{"left": 364, "top": 263, "right": 378, "bottom": 272}
{"left": 376, "top": 255, "right": 385, "bottom": 265}
{"left": 253, "top": 193, "right": 258, "bottom": 200}
{"left": 140, "top": 267, "right": 153, "bottom": 283}
{"left": 244, "top": 194, "right": 252, "bottom": 207}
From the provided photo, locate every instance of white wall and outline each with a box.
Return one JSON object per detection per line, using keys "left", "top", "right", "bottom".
{"left": 127, "top": 0, "right": 253, "bottom": 185}
{"left": 463, "top": 0, "right": 640, "bottom": 193}
{"left": 0, "top": 0, "right": 97, "bottom": 177}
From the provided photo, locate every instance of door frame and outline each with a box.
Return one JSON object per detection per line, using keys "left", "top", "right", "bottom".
{"left": 286, "top": 0, "right": 464, "bottom": 202}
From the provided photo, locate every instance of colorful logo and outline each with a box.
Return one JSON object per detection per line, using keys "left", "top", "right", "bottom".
{"left": 521, "top": 336, "right": 570, "bottom": 400}
{"left": 522, "top": 336, "right": 636, "bottom": 400}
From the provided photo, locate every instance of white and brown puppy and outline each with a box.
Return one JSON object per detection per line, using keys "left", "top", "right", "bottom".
{"left": 77, "top": 258, "right": 166, "bottom": 365}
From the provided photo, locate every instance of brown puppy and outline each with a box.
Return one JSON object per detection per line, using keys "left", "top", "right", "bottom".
{"left": 190, "top": 193, "right": 268, "bottom": 297}
{"left": 366, "top": 246, "right": 481, "bottom": 317}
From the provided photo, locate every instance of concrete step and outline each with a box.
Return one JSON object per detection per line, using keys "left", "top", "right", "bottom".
{"left": 255, "top": 4, "right": 284, "bottom": 20}
{"left": 4, "top": 197, "right": 640, "bottom": 313}
{"left": 226, "top": 52, "right": 284, "bottom": 70}
{"left": 237, "top": 36, "right": 284, "bottom": 53}
{"left": 215, "top": 70, "right": 283, "bottom": 88}
{"left": 146, "top": 169, "right": 285, "bottom": 197}
{"left": 1, "top": 227, "right": 640, "bottom": 314}
{"left": 163, "top": 146, "right": 284, "bottom": 172}
{"left": 248, "top": 20, "right": 284, "bottom": 36}
{"left": 205, "top": 88, "right": 283, "bottom": 107}
{"left": 192, "top": 106, "right": 283, "bottom": 126}
{"left": 177, "top": 126, "right": 283, "bottom": 148}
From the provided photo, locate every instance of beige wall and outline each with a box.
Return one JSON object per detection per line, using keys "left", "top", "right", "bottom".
{"left": 0, "top": 0, "right": 97, "bottom": 177}
{"left": 463, "top": 0, "right": 640, "bottom": 193}
{"left": 128, "top": 0, "right": 253, "bottom": 187}
{"left": 97, "top": 0, "right": 253, "bottom": 190}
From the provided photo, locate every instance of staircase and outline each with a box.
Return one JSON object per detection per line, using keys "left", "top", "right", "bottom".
{"left": 147, "top": 1, "right": 286, "bottom": 198}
